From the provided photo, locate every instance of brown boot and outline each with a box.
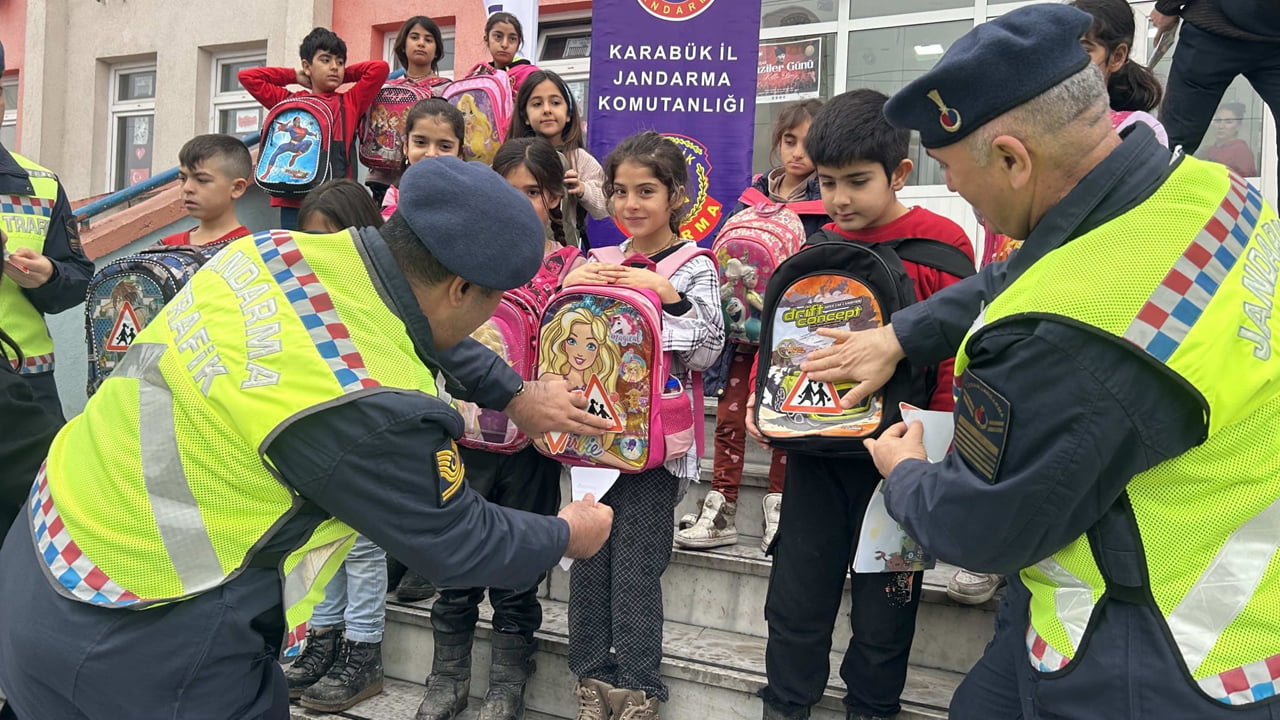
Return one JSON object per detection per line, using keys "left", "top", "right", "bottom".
{"left": 574, "top": 678, "right": 615, "bottom": 720}
{"left": 607, "top": 688, "right": 660, "bottom": 720}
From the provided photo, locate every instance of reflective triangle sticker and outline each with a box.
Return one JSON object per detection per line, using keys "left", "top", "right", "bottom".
{"left": 583, "top": 374, "right": 625, "bottom": 433}
{"left": 104, "top": 302, "right": 142, "bottom": 352}
{"left": 780, "top": 372, "right": 843, "bottom": 414}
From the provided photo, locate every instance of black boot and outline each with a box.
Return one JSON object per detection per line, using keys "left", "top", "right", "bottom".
{"left": 396, "top": 570, "right": 437, "bottom": 602}
{"left": 283, "top": 625, "right": 342, "bottom": 699}
{"left": 762, "top": 700, "right": 810, "bottom": 719}
{"left": 478, "top": 632, "right": 537, "bottom": 720}
{"left": 298, "top": 638, "right": 385, "bottom": 712}
{"left": 414, "top": 631, "right": 473, "bottom": 720}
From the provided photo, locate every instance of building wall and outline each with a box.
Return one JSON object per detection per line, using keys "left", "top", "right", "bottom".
{"left": 331, "top": 0, "right": 590, "bottom": 75}
{"left": 1, "top": 0, "right": 26, "bottom": 148}
{"left": 21, "top": 0, "right": 331, "bottom": 200}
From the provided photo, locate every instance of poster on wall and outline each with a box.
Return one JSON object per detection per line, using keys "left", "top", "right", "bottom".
{"left": 757, "top": 37, "right": 822, "bottom": 104}
{"left": 586, "top": 0, "right": 764, "bottom": 246}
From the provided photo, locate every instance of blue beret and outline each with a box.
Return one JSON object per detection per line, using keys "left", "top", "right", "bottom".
{"left": 395, "top": 155, "right": 545, "bottom": 291}
{"left": 884, "top": 4, "right": 1094, "bottom": 149}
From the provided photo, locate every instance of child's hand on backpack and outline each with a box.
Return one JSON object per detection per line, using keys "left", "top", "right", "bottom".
{"left": 744, "top": 392, "right": 771, "bottom": 449}
{"left": 295, "top": 68, "right": 313, "bottom": 89}
{"left": 563, "top": 169, "right": 585, "bottom": 197}
{"left": 596, "top": 265, "right": 680, "bottom": 303}
{"left": 563, "top": 263, "right": 611, "bottom": 288}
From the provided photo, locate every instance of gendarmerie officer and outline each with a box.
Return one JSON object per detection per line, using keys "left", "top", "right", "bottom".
{"left": 800, "top": 5, "right": 1280, "bottom": 718}
{"left": 0, "top": 156, "right": 615, "bottom": 720}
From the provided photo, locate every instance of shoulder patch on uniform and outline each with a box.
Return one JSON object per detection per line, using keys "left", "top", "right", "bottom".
{"left": 954, "top": 370, "right": 1010, "bottom": 484}
{"left": 435, "top": 438, "right": 465, "bottom": 507}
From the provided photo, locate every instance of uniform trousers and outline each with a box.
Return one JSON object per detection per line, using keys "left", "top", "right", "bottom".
{"left": 567, "top": 467, "right": 681, "bottom": 701}
{"left": 761, "top": 453, "right": 923, "bottom": 717}
{"left": 431, "top": 446, "right": 562, "bottom": 640}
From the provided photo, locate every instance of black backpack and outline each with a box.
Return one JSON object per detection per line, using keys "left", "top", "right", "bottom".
{"left": 85, "top": 242, "right": 236, "bottom": 396}
{"left": 752, "top": 230, "right": 975, "bottom": 456}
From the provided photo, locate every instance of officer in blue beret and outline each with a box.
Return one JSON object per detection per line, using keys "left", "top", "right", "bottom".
{"left": 797, "top": 4, "right": 1280, "bottom": 718}
{"left": 0, "top": 156, "right": 615, "bottom": 719}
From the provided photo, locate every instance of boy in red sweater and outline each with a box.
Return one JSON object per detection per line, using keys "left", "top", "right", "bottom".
{"left": 751, "top": 89, "right": 973, "bottom": 720}
{"left": 239, "top": 27, "right": 388, "bottom": 229}
{"left": 159, "top": 134, "right": 253, "bottom": 247}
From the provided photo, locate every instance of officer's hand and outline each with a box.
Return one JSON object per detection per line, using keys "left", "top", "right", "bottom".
{"left": 1149, "top": 9, "right": 1178, "bottom": 32}
{"left": 3, "top": 247, "right": 54, "bottom": 288}
{"left": 559, "top": 493, "right": 613, "bottom": 559}
{"left": 506, "top": 378, "right": 613, "bottom": 436}
{"left": 864, "top": 421, "right": 927, "bottom": 478}
{"left": 744, "top": 391, "right": 770, "bottom": 448}
{"left": 800, "top": 325, "right": 905, "bottom": 410}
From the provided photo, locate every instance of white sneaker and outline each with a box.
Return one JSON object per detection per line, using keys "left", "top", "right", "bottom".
{"left": 674, "top": 490, "right": 738, "bottom": 550}
{"left": 760, "top": 493, "right": 781, "bottom": 554}
{"left": 946, "top": 569, "right": 1005, "bottom": 605}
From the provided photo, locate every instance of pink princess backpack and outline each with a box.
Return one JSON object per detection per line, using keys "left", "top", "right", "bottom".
{"left": 456, "top": 246, "right": 581, "bottom": 453}
{"left": 711, "top": 186, "right": 826, "bottom": 345}
{"left": 443, "top": 64, "right": 514, "bottom": 164}
{"left": 535, "top": 244, "right": 711, "bottom": 473}
{"left": 358, "top": 76, "right": 451, "bottom": 172}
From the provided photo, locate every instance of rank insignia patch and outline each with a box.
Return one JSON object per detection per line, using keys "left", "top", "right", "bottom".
{"left": 436, "top": 439, "right": 465, "bottom": 507}
{"left": 954, "top": 370, "right": 1010, "bottom": 483}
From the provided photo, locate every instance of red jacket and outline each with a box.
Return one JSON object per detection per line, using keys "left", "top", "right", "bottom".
{"left": 750, "top": 206, "right": 974, "bottom": 412}
{"left": 239, "top": 61, "right": 390, "bottom": 208}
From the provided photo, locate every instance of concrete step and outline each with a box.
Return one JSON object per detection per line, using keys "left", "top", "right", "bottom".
{"left": 374, "top": 596, "right": 956, "bottom": 720}
{"left": 545, "top": 536, "right": 996, "bottom": 676}
{"left": 290, "top": 679, "right": 560, "bottom": 719}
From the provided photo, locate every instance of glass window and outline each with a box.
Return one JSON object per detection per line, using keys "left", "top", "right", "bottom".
{"left": 109, "top": 64, "right": 156, "bottom": 191}
{"left": 1, "top": 79, "right": 15, "bottom": 148}
{"left": 116, "top": 70, "right": 156, "bottom": 102}
{"left": 114, "top": 114, "right": 154, "bottom": 190}
{"left": 1150, "top": 51, "right": 1265, "bottom": 178}
{"left": 762, "top": 0, "right": 838, "bottom": 27}
{"left": 850, "top": 0, "right": 971, "bottom": 19}
{"left": 847, "top": 21, "right": 969, "bottom": 185}
{"left": 218, "top": 58, "right": 264, "bottom": 94}
{"left": 542, "top": 32, "right": 592, "bottom": 61}
{"left": 753, "top": 32, "right": 836, "bottom": 176}
{"left": 212, "top": 53, "right": 266, "bottom": 139}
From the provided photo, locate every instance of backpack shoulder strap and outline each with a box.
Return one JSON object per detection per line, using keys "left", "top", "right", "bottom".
{"left": 738, "top": 186, "right": 770, "bottom": 206}
{"left": 802, "top": 229, "right": 846, "bottom": 247}
{"left": 888, "top": 238, "right": 976, "bottom": 279}
{"left": 785, "top": 199, "right": 828, "bottom": 215}
{"left": 589, "top": 245, "right": 626, "bottom": 265}
{"left": 654, "top": 243, "right": 713, "bottom": 278}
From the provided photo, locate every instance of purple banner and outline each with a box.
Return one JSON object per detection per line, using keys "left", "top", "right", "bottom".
{"left": 586, "top": 0, "right": 763, "bottom": 247}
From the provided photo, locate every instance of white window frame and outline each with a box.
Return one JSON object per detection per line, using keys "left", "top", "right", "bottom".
{"left": 210, "top": 51, "right": 266, "bottom": 137}
{"left": 536, "top": 15, "right": 594, "bottom": 115}
{"left": 106, "top": 61, "right": 157, "bottom": 192}
{"left": 383, "top": 26, "right": 457, "bottom": 80}
{"left": 1, "top": 75, "right": 17, "bottom": 150}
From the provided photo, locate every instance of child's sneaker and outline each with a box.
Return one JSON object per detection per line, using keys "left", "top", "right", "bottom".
{"left": 761, "top": 493, "right": 782, "bottom": 553}
{"left": 608, "top": 688, "right": 660, "bottom": 720}
{"left": 674, "top": 490, "right": 738, "bottom": 550}
{"left": 946, "top": 569, "right": 1005, "bottom": 605}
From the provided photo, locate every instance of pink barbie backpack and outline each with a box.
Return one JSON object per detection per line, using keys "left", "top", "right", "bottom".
{"left": 456, "top": 246, "right": 581, "bottom": 453}
{"left": 712, "top": 186, "right": 825, "bottom": 345}
{"left": 535, "top": 244, "right": 711, "bottom": 473}
{"left": 443, "top": 64, "right": 514, "bottom": 164}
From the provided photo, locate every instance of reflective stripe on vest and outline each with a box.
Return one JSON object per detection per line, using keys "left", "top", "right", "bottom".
{"left": 954, "top": 158, "right": 1280, "bottom": 706}
{"left": 36, "top": 230, "right": 438, "bottom": 649}
{"left": 0, "top": 154, "right": 61, "bottom": 370}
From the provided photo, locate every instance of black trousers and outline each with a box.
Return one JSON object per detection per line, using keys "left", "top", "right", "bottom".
{"left": 761, "top": 453, "right": 923, "bottom": 717}
{"left": 430, "top": 446, "right": 562, "bottom": 640}
{"left": 22, "top": 372, "right": 64, "bottom": 423}
{"left": 1162, "top": 22, "right": 1280, "bottom": 200}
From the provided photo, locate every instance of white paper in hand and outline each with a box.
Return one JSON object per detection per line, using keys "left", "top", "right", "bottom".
{"left": 851, "top": 403, "right": 953, "bottom": 574}
{"left": 559, "top": 467, "right": 620, "bottom": 571}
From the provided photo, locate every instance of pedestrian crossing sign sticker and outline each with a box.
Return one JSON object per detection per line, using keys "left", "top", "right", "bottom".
{"left": 104, "top": 302, "right": 142, "bottom": 352}
{"left": 582, "top": 374, "right": 625, "bottom": 433}
{"left": 780, "top": 372, "right": 843, "bottom": 414}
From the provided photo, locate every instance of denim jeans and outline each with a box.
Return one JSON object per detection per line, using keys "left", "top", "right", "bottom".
{"left": 311, "top": 535, "right": 388, "bottom": 643}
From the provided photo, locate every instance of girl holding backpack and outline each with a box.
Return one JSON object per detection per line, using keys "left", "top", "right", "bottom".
{"left": 412, "top": 137, "right": 582, "bottom": 720}
{"left": 509, "top": 70, "right": 609, "bottom": 248}
{"left": 677, "top": 100, "right": 828, "bottom": 555}
{"left": 560, "top": 131, "right": 725, "bottom": 720}
{"left": 363, "top": 16, "right": 453, "bottom": 203}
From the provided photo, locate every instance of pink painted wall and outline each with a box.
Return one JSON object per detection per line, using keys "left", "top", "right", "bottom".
{"left": 332, "top": 0, "right": 590, "bottom": 73}
{"left": 0, "top": 0, "right": 25, "bottom": 146}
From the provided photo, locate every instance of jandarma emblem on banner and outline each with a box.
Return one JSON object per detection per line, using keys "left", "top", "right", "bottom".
{"left": 665, "top": 133, "right": 723, "bottom": 242}
{"left": 639, "top": 0, "right": 715, "bottom": 21}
